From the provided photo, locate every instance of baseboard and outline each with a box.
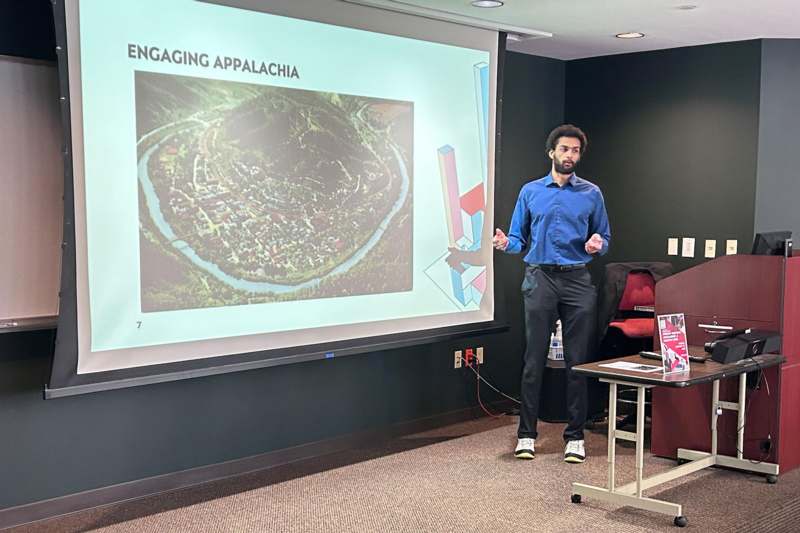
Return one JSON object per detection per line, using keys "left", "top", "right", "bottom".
{"left": 0, "top": 403, "right": 512, "bottom": 530}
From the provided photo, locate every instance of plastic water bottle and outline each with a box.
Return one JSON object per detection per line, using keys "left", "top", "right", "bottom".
{"left": 548, "top": 320, "right": 564, "bottom": 360}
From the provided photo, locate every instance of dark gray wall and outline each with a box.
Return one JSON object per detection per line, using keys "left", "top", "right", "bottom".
{"left": 565, "top": 41, "right": 763, "bottom": 273}
{"left": 0, "top": 0, "right": 54, "bottom": 61}
{"left": 0, "top": 329, "right": 507, "bottom": 509}
{"left": 0, "top": 49, "right": 565, "bottom": 511}
{"left": 495, "top": 52, "right": 566, "bottom": 272}
{"left": 755, "top": 39, "right": 800, "bottom": 240}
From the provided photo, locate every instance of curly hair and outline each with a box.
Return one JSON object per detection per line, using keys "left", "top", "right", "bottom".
{"left": 545, "top": 124, "right": 588, "bottom": 155}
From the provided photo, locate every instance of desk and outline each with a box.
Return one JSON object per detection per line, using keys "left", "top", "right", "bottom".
{"left": 570, "top": 353, "right": 784, "bottom": 528}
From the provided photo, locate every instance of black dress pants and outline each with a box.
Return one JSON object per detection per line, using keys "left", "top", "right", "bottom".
{"left": 518, "top": 265, "right": 597, "bottom": 442}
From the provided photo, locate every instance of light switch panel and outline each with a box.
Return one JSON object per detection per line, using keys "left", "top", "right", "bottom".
{"left": 682, "top": 237, "right": 695, "bottom": 258}
{"left": 668, "top": 238, "right": 679, "bottom": 256}
{"left": 704, "top": 240, "right": 716, "bottom": 258}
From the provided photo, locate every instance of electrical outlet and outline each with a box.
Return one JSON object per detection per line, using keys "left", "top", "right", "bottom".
{"left": 465, "top": 348, "right": 475, "bottom": 367}
{"left": 477, "top": 346, "right": 484, "bottom": 364}
{"left": 454, "top": 350, "right": 462, "bottom": 369}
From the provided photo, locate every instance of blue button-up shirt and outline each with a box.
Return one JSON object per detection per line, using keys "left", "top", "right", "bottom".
{"left": 505, "top": 173, "right": 611, "bottom": 265}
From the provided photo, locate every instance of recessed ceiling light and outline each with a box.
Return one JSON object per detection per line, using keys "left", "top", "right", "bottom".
{"left": 471, "top": 0, "right": 504, "bottom": 7}
{"left": 615, "top": 32, "right": 645, "bottom": 39}
{"left": 675, "top": 4, "right": 698, "bottom": 10}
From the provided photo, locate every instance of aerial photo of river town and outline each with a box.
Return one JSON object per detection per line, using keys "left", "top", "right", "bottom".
{"left": 134, "top": 71, "right": 413, "bottom": 312}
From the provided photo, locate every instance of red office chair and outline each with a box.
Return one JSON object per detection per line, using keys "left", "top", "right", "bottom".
{"left": 607, "top": 271, "right": 656, "bottom": 342}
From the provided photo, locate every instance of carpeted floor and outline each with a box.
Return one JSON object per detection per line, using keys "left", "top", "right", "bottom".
{"left": 9, "top": 415, "right": 800, "bottom": 532}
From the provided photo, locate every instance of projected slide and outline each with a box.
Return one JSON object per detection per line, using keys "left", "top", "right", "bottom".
{"left": 135, "top": 72, "right": 413, "bottom": 311}
{"left": 68, "top": 0, "right": 495, "bottom": 373}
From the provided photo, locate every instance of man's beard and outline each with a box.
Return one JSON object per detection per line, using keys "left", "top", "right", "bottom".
{"left": 554, "top": 159, "right": 577, "bottom": 175}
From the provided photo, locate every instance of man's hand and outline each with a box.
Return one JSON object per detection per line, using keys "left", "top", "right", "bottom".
{"left": 445, "top": 246, "right": 483, "bottom": 268}
{"left": 493, "top": 228, "right": 509, "bottom": 251}
{"left": 585, "top": 233, "right": 604, "bottom": 254}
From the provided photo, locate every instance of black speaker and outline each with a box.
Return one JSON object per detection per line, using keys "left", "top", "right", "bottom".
{"left": 711, "top": 331, "right": 781, "bottom": 364}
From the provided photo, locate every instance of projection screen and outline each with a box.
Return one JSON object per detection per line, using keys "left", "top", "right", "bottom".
{"left": 48, "top": 0, "right": 503, "bottom": 396}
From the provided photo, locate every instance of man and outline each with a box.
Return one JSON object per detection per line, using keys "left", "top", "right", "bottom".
{"left": 494, "top": 124, "right": 610, "bottom": 464}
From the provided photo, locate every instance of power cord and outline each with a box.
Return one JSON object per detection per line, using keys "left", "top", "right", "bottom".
{"left": 724, "top": 359, "right": 774, "bottom": 464}
{"left": 459, "top": 355, "right": 521, "bottom": 406}
{"left": 744, "top": 365, "right": 774, "bottom": 465}
{"left": 475, "top": 363, "right": 507, "bottom": 418}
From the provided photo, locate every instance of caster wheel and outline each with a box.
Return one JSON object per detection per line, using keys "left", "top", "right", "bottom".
{"left": 674, "top": 516, "right": 688, "bottom": 528}
{"left": 571, "top": 494, "right": 581, "bottom": 504}
{"left": 766, "top": 474, "right": 778, "bottom": 484}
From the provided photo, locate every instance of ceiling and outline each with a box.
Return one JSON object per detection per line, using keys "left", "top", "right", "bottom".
{"left": 344, "top": 0, "right": 800, "bottom": 59}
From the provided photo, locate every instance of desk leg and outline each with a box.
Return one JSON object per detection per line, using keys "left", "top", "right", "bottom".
{"left": 572, "top": 380, "right": 683, "bottom": 525}
{"left": 574, "top": 366, "right": 781, "bottom": 526}
{"left": 635, "top": 385, "right": 645, "bottom": 497}
{"left": 737, "top": 373, "right": 746, "bottom": 460}
{"left": 711, "top": 379, "right": 719, "bottom": 457}
{"left": 678, "top": 373, "right": 779, "bottom": 481}
{"left": 608, "top": 382, "right": 617, "bottom": 491}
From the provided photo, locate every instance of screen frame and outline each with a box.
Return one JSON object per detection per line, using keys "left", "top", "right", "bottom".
{"left": 47, "top": 0, "right": 509, "bottom": 398}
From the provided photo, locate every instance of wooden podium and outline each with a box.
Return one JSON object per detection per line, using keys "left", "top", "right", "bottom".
{"left": 651, "top": 254, "right": 800, "bottom": 474}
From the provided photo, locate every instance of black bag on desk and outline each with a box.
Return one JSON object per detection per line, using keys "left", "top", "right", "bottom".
{"left": 711, "top": 331, "right": 781, "bottom": 364}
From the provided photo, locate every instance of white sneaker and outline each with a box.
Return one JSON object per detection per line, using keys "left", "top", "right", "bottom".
{"left": 564, "top": 440, "right": 586, "bottom": 463}
{"left": 514, "top": 438, "right": 535, "bottom": 459}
